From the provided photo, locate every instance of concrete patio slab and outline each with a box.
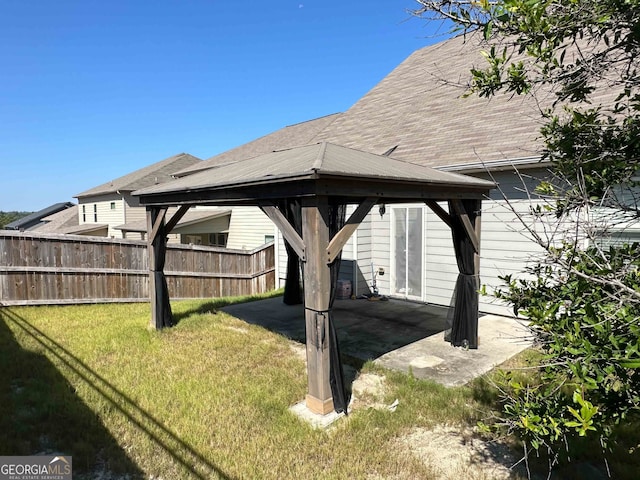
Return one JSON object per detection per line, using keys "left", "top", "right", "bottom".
{"left": 221, "top": 296, "right": 532, "bottom": 388}
{"left": 375, "top": 314, "right": 532, "bottom": 386}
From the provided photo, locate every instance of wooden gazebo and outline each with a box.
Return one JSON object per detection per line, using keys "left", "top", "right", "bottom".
{"left": 134, "top": 142, "right": 494, "bottom": 415}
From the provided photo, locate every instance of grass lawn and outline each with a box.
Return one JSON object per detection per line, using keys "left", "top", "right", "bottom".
{"left": 1, "top": 293, "right": 638, "bottom": 479}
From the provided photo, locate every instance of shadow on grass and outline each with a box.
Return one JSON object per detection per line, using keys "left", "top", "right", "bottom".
{"left": 0, "top": 310, "right": 142, "bottom": 477}
{"left": 215, "top": 295, "right": 449, "bottom": 397}
{"left": 171, "top": 289, "right": 284, "bottom": 325}
{"left": 0, "top": 308, "right": 235, "bottom": 480}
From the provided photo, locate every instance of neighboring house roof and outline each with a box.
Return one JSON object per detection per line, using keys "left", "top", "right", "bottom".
{"left": 75, "top": 152, "right": 202, "bottom": 199}
{"left": 61, "top": 223, "right": 109, "bottom": 235}
{"left": 32, "top": 205, "right": 79, "bottom": 233}
{"left": 4, "top": 202, "right": 75, "bottom": 231}
{"left": 114, "top": 208, "right": 231, "bottom": 233}
{"left": 174, "top": 114, "right": 341, "bottom": 177}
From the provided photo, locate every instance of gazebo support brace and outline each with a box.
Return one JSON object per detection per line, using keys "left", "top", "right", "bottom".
{"left": 147, "top": 205, "right": 191, "bottom": 330}
{"left": 301, "top": 196, "right": 334, "bottom": 415}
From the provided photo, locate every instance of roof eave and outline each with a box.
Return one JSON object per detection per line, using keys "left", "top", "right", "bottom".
{"left": 437, "top": 156, "right": 548, "bottom": 174}
{"left": 135, "top": 173, "right": 493, "bottom": 208}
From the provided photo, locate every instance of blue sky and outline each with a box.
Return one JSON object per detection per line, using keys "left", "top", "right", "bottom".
{"left": 1, "top": 1, "right": 446, "bottom": 212}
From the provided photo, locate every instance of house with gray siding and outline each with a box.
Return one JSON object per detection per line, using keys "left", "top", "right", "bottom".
{"left": 170, "top": 34, "right": 616, "bottom": 316}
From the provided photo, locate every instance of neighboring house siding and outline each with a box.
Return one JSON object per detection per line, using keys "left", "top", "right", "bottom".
{"left": 122, "top": 198, "right": 148, "bottom": 240}
{"left": 175, "top": 215, "right": 230, "bottom": 235}
{"left": 226, "top": 207, "right": 277, "bottom": 250}
{"left": 100, "top": 198, "right": 125, "bottom": 238}
{"left": 78, "top": 194, "right": 125, "bottom": 238}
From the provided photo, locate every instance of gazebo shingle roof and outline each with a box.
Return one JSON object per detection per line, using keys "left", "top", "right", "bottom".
{"left": 135, "top": 142, "right": 494, "bottom": 206}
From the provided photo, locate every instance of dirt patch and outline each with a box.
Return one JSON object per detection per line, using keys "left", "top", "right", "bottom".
{"left": 398, "top": 425, "right": 525, "bottom": 480}
{"left": 349, "top": 372, "right": 393, "bottom": 411}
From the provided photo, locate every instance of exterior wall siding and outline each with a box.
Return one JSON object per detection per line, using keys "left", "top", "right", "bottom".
{"left": 226, "top": 206, "right": 277, "bottom": 250}
{"left": 123, "top": 198, "right": 147, "bottom": 240}
{"left": 174, "top": 215, "right": 230, "bottom": 235}
{"left": 355, "top": 211, "right": 373, "bottom": 296}
{"left": 78, "top": 194, "right": 126, "bottom": 238}
{"left": 424, "top": 203, "right": 458, "bottom": 307}
{"left": 269, "top": 174, "right": 548, "bottom": 317}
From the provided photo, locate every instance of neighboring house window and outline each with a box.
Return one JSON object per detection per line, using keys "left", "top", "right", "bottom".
{"left": 82, "top": 205, "right": 86, "bottom": 222}
{"left": 182, "top": 234, "right": 203, "bottom": 245}
{"left": 209, "top": 232, "right": 228, "bottom": 247}
{"left": 93, "top": 204, "right": 98, "bottom": 222}
{"left": 264, "top": 235, "right": 275, "bottom": 244}
{"left": 110, "top": 202, "right": 116, "bottom": 210}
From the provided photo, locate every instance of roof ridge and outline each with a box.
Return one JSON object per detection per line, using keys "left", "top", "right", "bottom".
{"left": 285, "top": 112, "right": 341, "bottom": 129}
{"left": 307, "top": 113, "right": 342, "bottom": 144}
{"left": 312, "top": 142, "right": 328, "bottom": 170}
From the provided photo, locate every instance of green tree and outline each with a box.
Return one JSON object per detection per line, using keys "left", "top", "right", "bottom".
{"left": 412, "top": 0, "right": 640, "bottom": 473}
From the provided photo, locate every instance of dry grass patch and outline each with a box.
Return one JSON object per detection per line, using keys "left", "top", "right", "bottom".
{"left": 2, "top": 295, "right": 635, "bottom": 479}
{"left": 398, "top": 425, "right": 526, "bottom": 480}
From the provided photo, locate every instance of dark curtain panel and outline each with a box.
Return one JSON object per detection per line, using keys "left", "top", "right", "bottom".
{"left": 447, "top": 199, "right": 479, "bottom": 349}
{"left": 327, "top": 199, "right": 349, "bottom": 414}
{"left": 279, "top": 200, "right": 303, "bottom": 305}
{"left": 151, "top": 208, "right": 174, "bottom": 328}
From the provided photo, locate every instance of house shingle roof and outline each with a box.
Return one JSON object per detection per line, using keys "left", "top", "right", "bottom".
{"left": 5, "top": 202, "right": 76, "bottom": 230}
{"left": 311, "top": 34, "right": 552, "bottom": 168}
{"left": 176, "top": 34, "right": 619, "bottom": 177}
{"left": 75, "top": 152, "right": 202, "bottom": 198}
{"left": 172, "top": 35, "right": 552, "bottom": 177}
{"left": 173, "top": 114, "right": 341, "bottom": 177}
{"left": 32, "top": 205, "right": 79, "bottom": 233}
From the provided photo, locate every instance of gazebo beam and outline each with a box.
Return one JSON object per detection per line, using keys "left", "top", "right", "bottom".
{"left": 165, "top": 205, "right": 191, "bottom": 233}
{"left": 148, "top": 207, "right": 167, "bottom": 242}
{"left": 451, "top": 199, "right": 480, "bottom": 253}
{"left": 424, "top": 200, "right": 453, "bottom": 228}
{"left": 261, "top": 205, "right": 306, "bottom": 261}
{"left": 301, "top": 196, "right": 334, "bottom": 415}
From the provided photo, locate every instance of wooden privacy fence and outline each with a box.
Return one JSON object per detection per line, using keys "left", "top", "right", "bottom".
{"left": 0, "top": 231, "right": 275, "bottom": 306}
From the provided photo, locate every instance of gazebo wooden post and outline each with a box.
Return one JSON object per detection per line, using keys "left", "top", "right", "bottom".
{"left": 301, "top": 195, "right": 334, "bottom": 415}
{"left": 147, "top": 207, "right": 163, "bottom": 329}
